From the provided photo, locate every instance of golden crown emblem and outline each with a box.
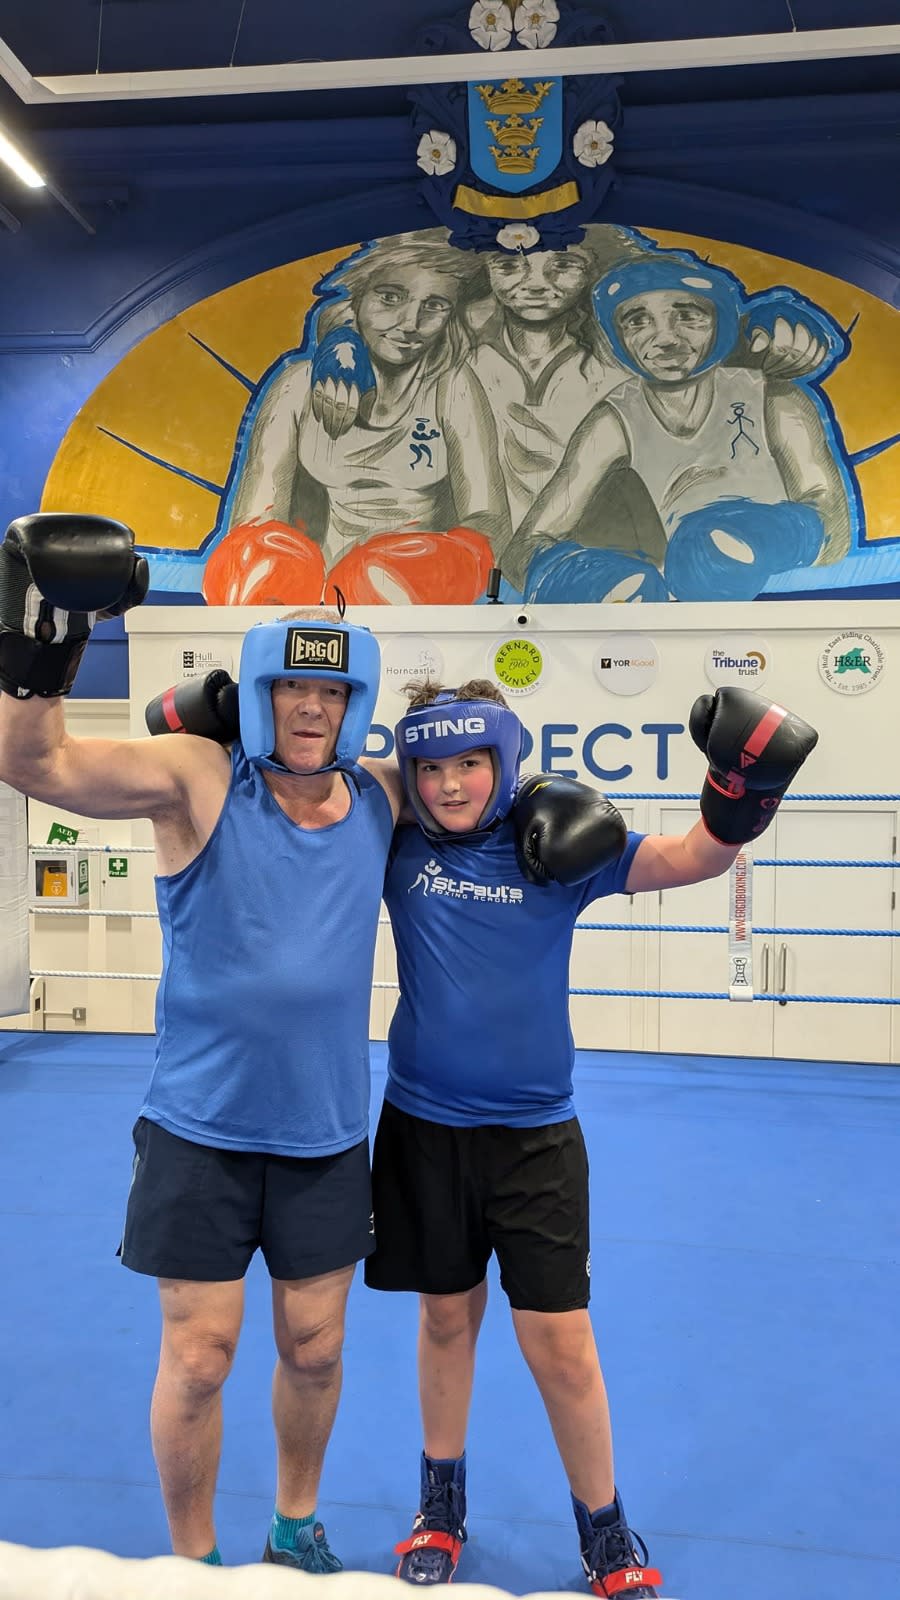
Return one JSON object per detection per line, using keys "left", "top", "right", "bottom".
{"left": 476, "top": 78, "right": 553, "bottom": 116}
{"left": 486, "top": 114, "right": 543, "bottom": 174}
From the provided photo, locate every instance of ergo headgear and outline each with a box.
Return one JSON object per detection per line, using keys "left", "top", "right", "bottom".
{"left": 395, "top": 690, "right": 524, "bottom": 838}
{"left": 239, "top": 618, "right": 380, "bottom": 773}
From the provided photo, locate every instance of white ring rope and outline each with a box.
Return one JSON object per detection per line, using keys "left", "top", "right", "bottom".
{"left": 28, "top": 844, "right": 155, "bottom": 853}
{"left": 31, "top": 969, "right": 161, "bottom": 981}
{"left": 31, "top": 907, "right": 158, "bottom": 918}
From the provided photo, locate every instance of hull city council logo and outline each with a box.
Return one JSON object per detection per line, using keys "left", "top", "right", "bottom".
{"left": 818, "top": 630, "right": 885, "bottom": 695}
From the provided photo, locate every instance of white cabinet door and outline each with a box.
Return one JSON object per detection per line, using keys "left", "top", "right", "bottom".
{"left": 570, "top": 806, "right": 640, "bottom": 1050}
{"left": 370, "top": 908, "right": 394, "bottom": 1042}
{"left": 652, "top": 805, "right": 776, "bottom": 1059}
{"left": 771, "top": 807, "right": 896, "bottom": 1065}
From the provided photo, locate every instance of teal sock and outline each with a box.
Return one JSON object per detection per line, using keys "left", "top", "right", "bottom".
{"left": 199, "top": 1546, "right": 222, "bottom": 1565}
{"left": 271, "top": 1509, "right": 316, "bottom": 1550}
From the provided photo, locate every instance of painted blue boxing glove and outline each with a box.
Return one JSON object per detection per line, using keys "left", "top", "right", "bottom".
{"left": 524, "top": 541, "right": 668, "bottom": 604}
{"left": 742, "top": 290, "right": 846, "bottom": 381}
{"left": 310, "top": 324, "right": 376, "bottom": 438}
{"left": 664, "top": 499, "right": 824, "bottom": 603}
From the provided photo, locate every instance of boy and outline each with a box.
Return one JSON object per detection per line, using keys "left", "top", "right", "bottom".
{"left": 366, "top": 677, "right": 816, "bottom": 1598}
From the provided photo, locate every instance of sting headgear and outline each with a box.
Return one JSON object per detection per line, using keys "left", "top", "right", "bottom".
{"left": 395, "top": 690, "right": 524, "bottom": 838}
{"left": 239, "top": 618, "right": 380, "bottom": 773}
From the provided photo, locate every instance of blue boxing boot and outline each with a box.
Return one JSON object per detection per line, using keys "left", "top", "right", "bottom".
{"left": 395, "top": 1452, "right": 467, "bottom": 1585}
{"left": 573, "top": 1490, "right": 663, "bottom": 1598}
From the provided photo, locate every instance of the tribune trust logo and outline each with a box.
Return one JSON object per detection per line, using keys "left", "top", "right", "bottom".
{"left": 704, "top": 637, "right": 770, "bottom": 690}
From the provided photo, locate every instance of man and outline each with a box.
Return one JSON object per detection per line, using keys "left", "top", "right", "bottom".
{"left": 0, "top": 511, "right": 403, "bottom": 1571}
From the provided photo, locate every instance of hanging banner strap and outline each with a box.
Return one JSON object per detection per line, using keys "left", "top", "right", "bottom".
{"left": 728, "top": 848, "right": 754, "bottom": 1000}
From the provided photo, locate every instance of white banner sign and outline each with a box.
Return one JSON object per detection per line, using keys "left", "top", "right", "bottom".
{"left": 727, "top": 849, "right": 753, "bottom": 1001}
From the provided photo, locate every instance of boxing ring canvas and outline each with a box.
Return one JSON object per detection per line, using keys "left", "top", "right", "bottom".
{"left": 0, "top": 1031, "right": 897, "bottom": 1599}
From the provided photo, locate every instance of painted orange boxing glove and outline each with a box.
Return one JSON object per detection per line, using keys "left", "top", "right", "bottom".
{"left": 202, "top": 519, "right": 326, "bottom": 606}
{"left": 326, "top": 527, "right": 494, "bottom": 606}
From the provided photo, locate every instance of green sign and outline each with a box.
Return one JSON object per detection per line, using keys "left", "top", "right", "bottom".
{"left": 108, "top": 857, "right": 129, "bottom": 879}
{"left": 47, "top": 822, "right": 79, "bottom": 845}
{"left": 77, "top": 858, "right": 89, "bottom": 896}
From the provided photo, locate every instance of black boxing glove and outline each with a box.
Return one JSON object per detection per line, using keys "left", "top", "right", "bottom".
{"left": 690, "top": 687, "right": 818, "bottom": 845}
{"left": 0, "top": 512, "right": 149, "bottom": 698}
{"left": 514, "top": 773, "right": 627, "bottom": 886}
{"left": 145, "top": 670, "right": 239, "bottom": 743}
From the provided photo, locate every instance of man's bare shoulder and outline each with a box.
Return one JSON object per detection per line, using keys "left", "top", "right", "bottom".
{"left": 142, "top": 729, "right": 232, "bottom": 790}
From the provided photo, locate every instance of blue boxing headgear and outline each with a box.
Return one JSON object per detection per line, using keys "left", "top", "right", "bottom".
{"left": 239, "top": 618, "right": 380, "bottom": 773}
{"left": 395, "top": 691, "right": 524, "bottom": 838}
{"left": 592, "top": 253, "right": 743, "bottom": 378}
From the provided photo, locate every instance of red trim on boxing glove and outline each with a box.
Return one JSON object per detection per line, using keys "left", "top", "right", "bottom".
{"left": 159, "top": 686, "right": 184, "bottom": 733}
{"left": 742, "top": 701, "right": 788, "bottom": 763}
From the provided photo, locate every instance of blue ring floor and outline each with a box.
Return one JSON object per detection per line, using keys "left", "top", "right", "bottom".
{"left": 0, "top": 1032, "right": 897, "bottom": 1599}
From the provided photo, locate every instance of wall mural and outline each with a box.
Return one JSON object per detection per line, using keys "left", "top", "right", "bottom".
{"left": 43, "top": 224, "right": 900, "bottom": 605}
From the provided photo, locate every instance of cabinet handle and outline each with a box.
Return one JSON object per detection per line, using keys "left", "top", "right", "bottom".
{"left": 777, "top": 942, "right": 788, "bottom": 1007}
{"left": 760, "top": 942, "right": 769, "bottom": 994}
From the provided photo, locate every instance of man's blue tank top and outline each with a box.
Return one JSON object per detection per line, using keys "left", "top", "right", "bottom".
{"left": 141, "top": 743, "right": 394, "bottom": 1157}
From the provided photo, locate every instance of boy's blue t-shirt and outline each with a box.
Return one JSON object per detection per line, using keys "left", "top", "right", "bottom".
{"left": 382, "top": 819, "right": 644, "bottom": 1128}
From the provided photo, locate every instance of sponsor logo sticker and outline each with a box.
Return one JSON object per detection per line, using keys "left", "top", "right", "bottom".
{"left": 704, "top": 636, "right": 770, "bottom": 689}
{"left": 592, "top": 633, "right": 659, "bottom": 696}
{"left": 818, "top": 630, "right": 885, "bottom": 695}
{"left": 491, "top": 636, "right": 544, "bottom": 696}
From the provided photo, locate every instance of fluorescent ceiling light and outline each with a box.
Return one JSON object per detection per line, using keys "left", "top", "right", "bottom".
{"left": 0, "top": 129, "right": 44, "bottom": 186}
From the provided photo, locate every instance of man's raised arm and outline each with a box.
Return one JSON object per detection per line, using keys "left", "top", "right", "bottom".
{"left": 0, "top": 511, "right": 209, "bottom": 821}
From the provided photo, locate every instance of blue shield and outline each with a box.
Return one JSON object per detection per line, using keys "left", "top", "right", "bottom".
{"left": 467, "top": 77, "right": 563, "bottom": 194}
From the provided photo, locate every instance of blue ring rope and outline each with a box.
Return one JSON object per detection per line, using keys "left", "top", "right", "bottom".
{"left": 576, "top": 923, "right": 899, "bottom": 936}
{"left": 732, "top": 859, "right": 895, "bottom": 867}
{"left": 569, "top": 988, "right": 899, "bottom": 1003}
{"left": 609, "top": 793, "right": 900, "bottom": 802}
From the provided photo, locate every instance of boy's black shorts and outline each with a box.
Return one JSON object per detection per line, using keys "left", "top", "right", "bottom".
{"left": 365, "top": 1100, "right": 590, "bottom": 1312}
{"left": 120, "top": 1116, "right": 374, "bottom": 1282}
